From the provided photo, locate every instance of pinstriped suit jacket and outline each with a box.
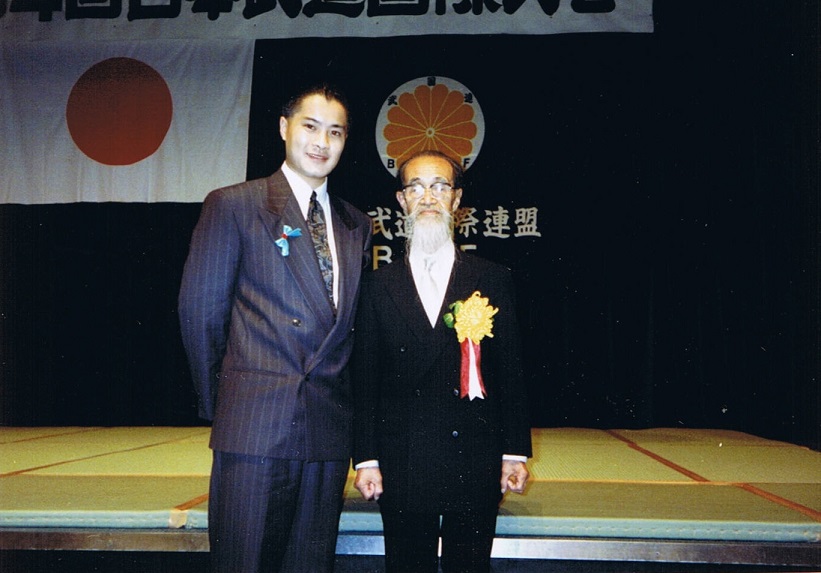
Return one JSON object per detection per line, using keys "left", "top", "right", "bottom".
{"left": 179, "top": 170, "right": 372, "bottom": 461}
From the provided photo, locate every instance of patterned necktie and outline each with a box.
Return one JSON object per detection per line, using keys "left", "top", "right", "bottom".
{"left": 307, "top": 191, "right": 334, "bottom": 308}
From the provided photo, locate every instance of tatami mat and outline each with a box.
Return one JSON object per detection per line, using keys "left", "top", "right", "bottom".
{"left": 0, "top": 427, "right": 210, "bottom": 476}
{"left": 1, "top": 427, "right": 819, "bottom": 543}
{"left": 527, "top": 442, "right": 689, "bottom": 481}
{"left": 612, "top": 428, "right": 821, "bottom": 483}
{"left": 0, "top": 475, "right": 209, "bottom": 528}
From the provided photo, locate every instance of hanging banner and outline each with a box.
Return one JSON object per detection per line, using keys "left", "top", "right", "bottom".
{"left": 0, "top": 40, "right": 253, "bottom": 203}
{"left": 1, "top": 0, "right": 653, "bottom": 42}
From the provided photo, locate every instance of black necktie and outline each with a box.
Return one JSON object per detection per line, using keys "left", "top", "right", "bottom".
{"left": 307, "top": 191, "right": 334, "bottom": 308}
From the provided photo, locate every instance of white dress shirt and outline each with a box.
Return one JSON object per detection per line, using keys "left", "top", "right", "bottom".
{"left": 409, "top": 242, "right": 455, "bottom": 327}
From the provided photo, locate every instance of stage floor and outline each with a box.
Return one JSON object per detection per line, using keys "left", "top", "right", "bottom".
{"left": 0, "top": 426, "right": 819, "bottom": 568}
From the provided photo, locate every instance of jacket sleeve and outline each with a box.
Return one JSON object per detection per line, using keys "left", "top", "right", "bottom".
{"left": 178, "top": 189, "right": 241, "bottom": 420}
{"left": 351, "top": 273, "right": 382, "bottom": 465}
{"left": 491, "top": 267, "right": 534, "bottom": 458}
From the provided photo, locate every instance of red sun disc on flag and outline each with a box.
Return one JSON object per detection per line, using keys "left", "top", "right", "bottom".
{"left": 66, "top": 57, "right": 173, "bottom": 166}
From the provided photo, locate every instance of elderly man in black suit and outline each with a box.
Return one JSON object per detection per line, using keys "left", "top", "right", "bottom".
{"left": 352, "top": 150, "right": 532, "bottom": 573}
{"left": 178, "top": 83, "right": 372, "bottom": 573}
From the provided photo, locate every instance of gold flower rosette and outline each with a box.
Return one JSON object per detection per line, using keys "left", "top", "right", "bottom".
{"left": 443, "top": 291, "right": 498, "bottom": 400}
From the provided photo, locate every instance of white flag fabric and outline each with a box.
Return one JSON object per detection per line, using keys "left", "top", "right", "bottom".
{"left": 0, "top": 2, "right": 653, "bottom": 43}
{"left": 0, "top": 40, "right": 254, "bottom": 204}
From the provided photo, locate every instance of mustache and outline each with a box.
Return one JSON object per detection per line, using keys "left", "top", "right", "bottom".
{"left": 408, "top": 202, "right": 448, "bottom": 220}
{"left": 405, "top": 201, "right": 455, "bottom": 255}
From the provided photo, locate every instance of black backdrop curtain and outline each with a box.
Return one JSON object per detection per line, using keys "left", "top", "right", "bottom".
{"left": 1, "top": 2, "right": 818, "bottom": 450}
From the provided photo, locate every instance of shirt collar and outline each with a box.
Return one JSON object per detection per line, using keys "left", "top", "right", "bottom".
{"left": 409, "top": 240, "right": 456, "bottom": 268}
{"left": 281, "top": 161, "right": 329, "bottom": 218}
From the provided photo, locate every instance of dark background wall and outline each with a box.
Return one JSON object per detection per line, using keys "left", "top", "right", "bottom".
{"left": 1, "top": 1, "right": 818, "bottom": 450}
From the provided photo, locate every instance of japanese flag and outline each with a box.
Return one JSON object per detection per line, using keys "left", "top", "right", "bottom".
{"left": 0, "top": 40, "right": 254, "bottom": 203}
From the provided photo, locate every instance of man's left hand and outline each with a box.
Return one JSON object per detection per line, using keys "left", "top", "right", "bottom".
{"left": 500, "top": 460, "right": 529, "bottom": 494}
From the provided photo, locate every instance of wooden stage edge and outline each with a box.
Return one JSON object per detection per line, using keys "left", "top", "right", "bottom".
{"left": 0, "top": 528, "right": 818, "bottom": 567}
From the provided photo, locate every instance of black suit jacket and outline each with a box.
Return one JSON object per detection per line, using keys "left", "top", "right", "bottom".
{"left": 352, "top": 251, "right": 532, "bottom": 512}
{"left": 179, "top": 170, "right": 372, "bottom": 461}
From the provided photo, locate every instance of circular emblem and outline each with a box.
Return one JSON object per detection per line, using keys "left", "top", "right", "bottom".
{"left": 375, "top": 77, "right": 485, "bottom": 176}
{"left": 66, "top": 57, "right": 172, "bottom": 166}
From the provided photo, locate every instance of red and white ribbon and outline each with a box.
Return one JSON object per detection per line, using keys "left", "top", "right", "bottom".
{"left": 460, "top": 339, "right": 487, "bottom": 400}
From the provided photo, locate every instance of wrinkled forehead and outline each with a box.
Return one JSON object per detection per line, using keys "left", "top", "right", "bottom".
{"left": 402, "top": 156, "right": 455, "bottom": 184}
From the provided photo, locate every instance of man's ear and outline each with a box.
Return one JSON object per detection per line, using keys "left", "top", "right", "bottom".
{"left": 396, "top": 190, "right": 408, "bottom": 213}
{"left": 279, "top": 116, "right": 287, "bottom": 140}
{"left": 451, "top": 188, "right": 463, "bottom": 211}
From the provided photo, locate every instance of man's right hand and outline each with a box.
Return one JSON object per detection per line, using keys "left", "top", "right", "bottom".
{"left": 354, "top": 467, "right": 384, "bottom": 501}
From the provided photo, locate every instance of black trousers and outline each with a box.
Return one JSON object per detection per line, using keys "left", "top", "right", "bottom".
{"left": 380, "top": 504, "right": 499, "bottom": 573}
{"left": 208, "top": 451, "right": 348, "bottom": 573}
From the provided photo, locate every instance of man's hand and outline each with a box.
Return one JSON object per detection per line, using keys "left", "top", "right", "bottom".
{"left": 354, "top": 467, "right": 384, "bottom": 501}
{"left": 500, "top": 460, "right": 529, "bottom": 494}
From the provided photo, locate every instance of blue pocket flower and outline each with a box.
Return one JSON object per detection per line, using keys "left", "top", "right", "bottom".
{"left": 275, "top": 225, "right": 302, "bottom": 256}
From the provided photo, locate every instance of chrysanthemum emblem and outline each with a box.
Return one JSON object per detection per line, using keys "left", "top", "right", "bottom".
{"left": 376, "top": 77, "right": 485, "bottom": 176}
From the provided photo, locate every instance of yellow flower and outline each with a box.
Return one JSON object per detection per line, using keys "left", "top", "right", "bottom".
{"left": 445, "top": 291, "right": 498, "bottom": 344}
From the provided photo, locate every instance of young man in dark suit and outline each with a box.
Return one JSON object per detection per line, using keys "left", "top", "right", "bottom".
{"left": 178, "top": 84, "right": 372, "bottom": 573}
{"left": 352, "top": 150, "right": 532, "bottom": 573}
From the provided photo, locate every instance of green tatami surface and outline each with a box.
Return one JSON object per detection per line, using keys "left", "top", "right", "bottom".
{"left": 1, "top": 427, "right": 819, "bottom": 542}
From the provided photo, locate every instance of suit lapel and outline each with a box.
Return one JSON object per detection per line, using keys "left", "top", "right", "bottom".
{"left": 388, "top": 259, "right": 438, "bottom": 342}
{"left": 304, "top": 195, "right": 368, "bottom": 370}
{"left": 387, "top": 252, "right": 482, "bottom": 358}
{"left": 436, "top": 251, "right": 483, "bottom": 346}
{"left": 329, "top": 195, "right": 360, "bottom": 323}
{"left": 260, "top": 171, "right": 336, "bottom": 332}
{"left": 443, "top": 251, "right": 483, "bottom": 315}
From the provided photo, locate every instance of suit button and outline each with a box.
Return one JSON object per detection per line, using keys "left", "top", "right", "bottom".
{"left": 453, "top": 388, "right": 459, "bottom": 396}
{"left": 415, "top": 389, "right": 421, "bottom": 397}
{"left": 452, "top": 431, "right": 459, "bottom": 438}
{"left": 291, "top": 319, "right": 302, "bottom": 327}
{"left": 399, "top": 346, "right": 406, "bottom": 353}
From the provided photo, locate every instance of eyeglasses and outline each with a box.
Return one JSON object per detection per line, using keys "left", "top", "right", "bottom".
{"left": 402, "top": 182, "right": 454, "bottom": 198}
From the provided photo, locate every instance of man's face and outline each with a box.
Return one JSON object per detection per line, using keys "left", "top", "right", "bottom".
{"left": 396, "top": 155, "right": 462, "bottom": 219}
{"left": 279, "top": 94, "right": 348, "bottom": 189}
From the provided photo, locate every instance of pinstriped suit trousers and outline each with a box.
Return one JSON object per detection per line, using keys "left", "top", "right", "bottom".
{"left": 208, "top": 451, "right": 348, "bottom": 573}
